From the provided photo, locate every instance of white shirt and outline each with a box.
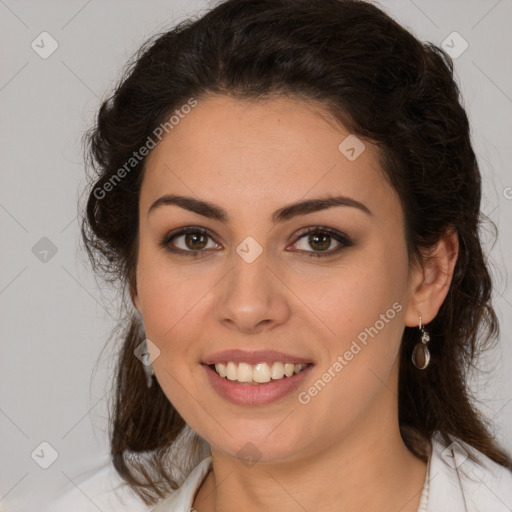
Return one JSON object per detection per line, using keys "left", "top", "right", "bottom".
{"left": 11, "top": 431, "right": 511, "bottom": 511}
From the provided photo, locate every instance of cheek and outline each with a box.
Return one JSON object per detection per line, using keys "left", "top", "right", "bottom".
{"left": 294, "top": 258, "right": 407, "bottom": 431}
{"left": 135, "top": 249, "right": 206, "bottom": 359}
{"left": 296, "top": 248, "right": 407, "bottom": 348}
{"left": 136, "top": 258, "right": 210, "bottom": 414}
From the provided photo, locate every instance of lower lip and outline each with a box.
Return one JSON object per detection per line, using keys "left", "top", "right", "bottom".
{"left": 202, "top": 364, "right": 313, "bottom": 405}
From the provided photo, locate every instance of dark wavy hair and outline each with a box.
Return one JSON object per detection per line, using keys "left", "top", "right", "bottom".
{"left": 80, "top": 0, "right": 511, "bottom": 505}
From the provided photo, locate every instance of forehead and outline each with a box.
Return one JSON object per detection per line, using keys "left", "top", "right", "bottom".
{"left": 140, "top": 94, "right": 400, "bottom": 223}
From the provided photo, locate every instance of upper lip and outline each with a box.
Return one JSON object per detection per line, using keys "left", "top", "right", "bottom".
{"left": 202, "top": 349, "right": 313, "bottom": 366}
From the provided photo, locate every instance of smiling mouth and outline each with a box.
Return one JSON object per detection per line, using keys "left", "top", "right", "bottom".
{"left": 209, "top": 361, "right": 312, "bottom": 385}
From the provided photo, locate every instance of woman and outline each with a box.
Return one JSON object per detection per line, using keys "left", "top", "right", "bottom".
{"left": 60, "top": 0, "right": 512, "bottom": 510}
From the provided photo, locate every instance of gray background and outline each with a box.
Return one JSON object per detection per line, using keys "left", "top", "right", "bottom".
{"left": 1, "top": 0, "right": 511, "bottom": 508}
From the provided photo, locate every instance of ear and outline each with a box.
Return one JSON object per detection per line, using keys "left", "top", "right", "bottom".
{"left": 404, "top": 229, "right": 459, "bottom": 327}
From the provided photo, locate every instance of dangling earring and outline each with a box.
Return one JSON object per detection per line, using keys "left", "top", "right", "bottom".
{"left": 141, "top": 339, "right": 156, "bottom": 388}
{"left": 412, "top": 315, "right": 430, "bottom": 370}
{"left": 138, "top": 315, "right": 156, "bottom": 388}
{"left": 145, "top": 366, "right": 155, "bottom": 388}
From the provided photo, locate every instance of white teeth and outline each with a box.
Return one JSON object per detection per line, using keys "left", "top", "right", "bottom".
{"left": 271, "top": 362, "right": 285, "bottom": 379}
{"left": 284, "top": 363, "right": 295, "bottom": 377}
{"left": 213, "top": 361, "right": 307, "bottom": 383}
{"left": 237, "top": 363, "right": 253, "bottom": 382}
{"left": 253, "top": 363, "right": 271, "bottom": 383}
{"left": 226, "top": 361, "right": 237, "bottom": 381}
{"left": 216, "top": 362, "right": 227, "bottom": 378}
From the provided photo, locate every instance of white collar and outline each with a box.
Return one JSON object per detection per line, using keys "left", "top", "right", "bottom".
{"left": 426, "top": 431, "right": 512, "bottom": 511}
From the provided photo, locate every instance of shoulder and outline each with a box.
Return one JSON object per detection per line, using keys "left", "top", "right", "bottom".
{"left": 428, "top": 431, "right": 512, "bottom": 512}
{"left": 25, "top": 455, "right": 154, "bottom": 512}
{"left": 25, "top": 426, "right": 210, "bottom": 512}
{"left": 151, "top": 456, "right": 213, "bottom": 512}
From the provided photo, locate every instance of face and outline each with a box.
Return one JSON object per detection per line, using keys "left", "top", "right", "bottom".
{"left": 134, "top": 94, "right": 418, "bottom": 464}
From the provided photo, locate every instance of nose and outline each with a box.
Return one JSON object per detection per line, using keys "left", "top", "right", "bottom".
{"left": 214, "top": 248, "right": 291, "bottom": 334}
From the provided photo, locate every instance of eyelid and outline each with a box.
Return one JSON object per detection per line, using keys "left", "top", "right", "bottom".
{"left": 159, "top": 226, "right": 220, "bottom": 253}
{"left": 288, "top": 225, "right": 353, "bottom": 257}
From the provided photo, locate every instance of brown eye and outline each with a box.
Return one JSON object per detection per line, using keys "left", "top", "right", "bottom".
{"left": 307, "top": 232, "right": 332, "bottom": 252}
{"left": 183, "top": 232, "right": 208, "bottom": 250}
{"left": 290, "top": 227, "right": 353, "bottom": 258}
{"left": 160, "top": 228, "right": 220, "bottom": 255}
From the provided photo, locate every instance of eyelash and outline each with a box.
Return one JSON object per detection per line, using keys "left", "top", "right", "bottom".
{"left": 159, "top": 226, "right": 354, "bottom": 259}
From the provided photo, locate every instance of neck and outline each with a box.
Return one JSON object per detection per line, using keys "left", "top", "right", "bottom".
{"left": 193, "top": 398, "right": 429, "bottom": 512}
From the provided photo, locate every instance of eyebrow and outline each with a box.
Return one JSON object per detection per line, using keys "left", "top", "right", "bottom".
{"left": 148, "top": 193, "right": 372, "bottom": 223}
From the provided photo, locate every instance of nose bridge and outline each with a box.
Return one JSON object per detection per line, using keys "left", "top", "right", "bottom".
{"left": 215, "top": 238, "right": 289, "bottom": 332}
{"left": 228, "top": 241, "right": 272, "bottom": 305}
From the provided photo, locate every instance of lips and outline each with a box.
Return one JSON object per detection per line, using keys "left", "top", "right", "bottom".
{"left": 201, "top": 349, "right": 314, "bottom": 405}
{"left": 202, "top": 362, "right": 313, "bottom": 405}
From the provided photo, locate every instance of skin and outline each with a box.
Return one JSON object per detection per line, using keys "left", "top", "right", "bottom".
{"left": 133, "top": 94, "right": 459, "bottom": 512}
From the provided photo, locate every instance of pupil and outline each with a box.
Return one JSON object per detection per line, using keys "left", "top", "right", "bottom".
{"left": 309, "top": 233, "right": 330, "bottom": 251}
{"left": 186, "top": 233, "right": 207, "bottom": 250}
